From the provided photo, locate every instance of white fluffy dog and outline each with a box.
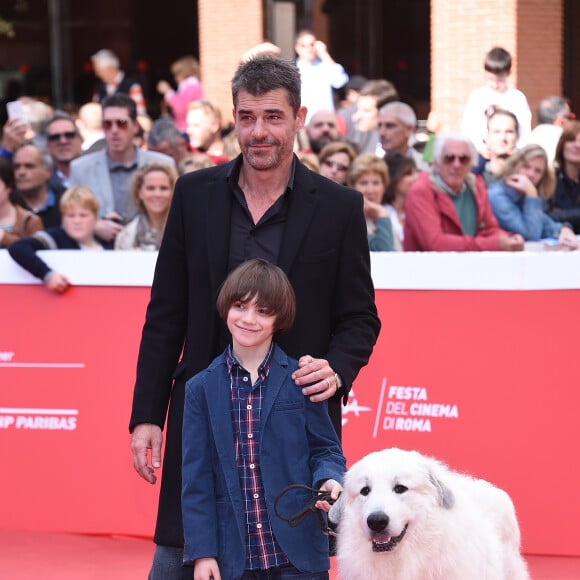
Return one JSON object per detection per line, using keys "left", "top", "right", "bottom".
{"left": 329, "top": 448, "right": 530, "bottom": 580}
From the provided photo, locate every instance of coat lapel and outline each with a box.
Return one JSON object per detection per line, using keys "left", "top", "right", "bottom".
{"left": 260, "top": 347, "right": 288, "bottom": 437}
{"left": 434, "top": 188, "right": 463, "bottom": 230}
{"left": 205, "top": 369, "right": 236, "bottom": 463}
{"left": 96, "top": 151, "right": 114, "bottom": 215}
{"left": 205, "top": 165, "right": 234, "bottom": 294}
{"left": 277, "top": 162, "right": 318, "bottom": 273}
{"left": 203, "top": 365, "right": 243, "bottom": 510}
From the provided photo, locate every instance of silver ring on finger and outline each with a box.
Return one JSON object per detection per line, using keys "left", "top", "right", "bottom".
{"left": 323, "top": 377, "right": 331, "bottom": 389}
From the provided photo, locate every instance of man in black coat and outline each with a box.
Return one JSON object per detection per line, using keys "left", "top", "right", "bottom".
{"left": 129, "top": 55, "right": 381, "bottom": 579}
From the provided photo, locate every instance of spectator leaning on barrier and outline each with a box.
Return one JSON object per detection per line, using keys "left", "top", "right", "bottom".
{"left": 404, "top": 133, "right": 525, "bottom": 252}
{"left": 8, "top": 185, "right": 106, "bottom": 294}
{"left": 550, "top": 120, "right": 580, "bottom": 233}
{"left": 488, "top": 144, "right": 578, "bottom": 248}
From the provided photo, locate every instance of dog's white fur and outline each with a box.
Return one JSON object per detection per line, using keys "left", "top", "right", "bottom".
{"left": 329, "top": 448, "right": 530, "bottom": 580}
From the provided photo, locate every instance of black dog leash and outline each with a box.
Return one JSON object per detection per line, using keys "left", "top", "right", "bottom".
{"left": 273, "top": 483, "right": 338, "bottom": 536}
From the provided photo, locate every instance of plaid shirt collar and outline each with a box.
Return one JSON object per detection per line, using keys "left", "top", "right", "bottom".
{"left": 225, "top": 342, "right": 275, "bottom": 387}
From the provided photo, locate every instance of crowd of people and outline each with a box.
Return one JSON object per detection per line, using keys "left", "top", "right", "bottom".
{"left": 2, "top": 34, "right": 577, "bottom": 580}
{"left": 2, "top": 39, "right": 579, "bottom": 294}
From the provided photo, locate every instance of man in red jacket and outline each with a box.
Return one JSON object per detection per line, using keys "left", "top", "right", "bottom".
{"left": 403, "top": 133, "right": 525, "bottom": 252}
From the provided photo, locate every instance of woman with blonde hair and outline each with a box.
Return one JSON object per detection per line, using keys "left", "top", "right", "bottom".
{"left": 115, "top": 162, "right": 178, "bottom": 251}
{"left": 488, "top": 144, "right": 577, "bottom": 247}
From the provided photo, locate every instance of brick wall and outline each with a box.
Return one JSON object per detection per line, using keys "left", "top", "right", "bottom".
{"left": 431, "top": 0, "right": 563, "bottom": 133}
{"left": 198, "top": 0, "right": 265, "bottom": 128}
{"left": 516, "top": 0, "right": 563, "bottom": 124}
{"left": 195, "top": 1, "right": 563, "bottom": 135}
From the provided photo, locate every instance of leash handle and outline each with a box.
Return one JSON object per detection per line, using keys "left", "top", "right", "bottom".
{"left": 273, "top": 483, "right": 338, "bottom": 536}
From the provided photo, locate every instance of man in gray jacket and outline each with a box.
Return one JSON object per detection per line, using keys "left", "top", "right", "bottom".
{"left": 70, "top": 93, "right": 175, "bottom": 245}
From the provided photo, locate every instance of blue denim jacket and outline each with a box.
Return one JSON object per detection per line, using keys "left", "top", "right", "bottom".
{"left": 488, "top": 180, "right": 562, "bottom": 240}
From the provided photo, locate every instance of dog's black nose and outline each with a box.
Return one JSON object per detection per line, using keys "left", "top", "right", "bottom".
{"left": 367, "top": 511, "right": 389, "bottom": 532}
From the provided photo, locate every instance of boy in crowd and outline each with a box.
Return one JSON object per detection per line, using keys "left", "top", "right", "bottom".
{"left": 461, "top": 46, "right": 531, "bottom": 156}
{"left": 8, "top": 185, "right": 105, "bottom": 293}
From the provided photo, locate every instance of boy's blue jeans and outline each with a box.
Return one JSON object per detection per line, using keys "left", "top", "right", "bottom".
{"left": 148, "top": 546, "right": 329, "bottom": 580}
{"left": 240, "top": 564, "right": 329, "bottom": 579}
{"left": 148, "top": 545, "right": 184, "bottom": 580}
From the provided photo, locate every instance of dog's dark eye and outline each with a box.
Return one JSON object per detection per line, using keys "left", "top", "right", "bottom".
{"left": 360, "top": 486, "right": 370, "bottom": 496}
{"left": 393, "top": 484, "right": 408, "bottom": 494}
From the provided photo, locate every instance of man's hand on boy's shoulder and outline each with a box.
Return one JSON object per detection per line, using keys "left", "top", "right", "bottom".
{"left": 292, "top": 354, "right": 340, "bottom": 402}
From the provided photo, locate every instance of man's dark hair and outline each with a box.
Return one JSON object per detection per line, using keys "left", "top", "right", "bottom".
{"left": 148, "top": 117, "right": 185, "bottom": 148}
{"left": 383, "top": 152, "right": 417, "bottom": 205}
{"left": 0, "top": 156, "right": 14, "bottom": 190}
{"left": 216, "top": 258, "right": 296, "bottom": 335}
{"left": 358, "top": 79, "right": 399, "bottom": 110}
{"left": 486, "top": 108, "right": 519, "bottom": 134}
{"left": 484, "top": 47, "right": 512, "bottom": 75}
{"left": 536, "top": 96, "right": 569, "bottom": 125}
{"left": 102, "top": 93, "right": 137, "bottom": 121}
{"left": 231, "top": 55, "right": 301, "bottom": 116}
{"left": 44, "top": 110, "right": 80, "bottom": 137}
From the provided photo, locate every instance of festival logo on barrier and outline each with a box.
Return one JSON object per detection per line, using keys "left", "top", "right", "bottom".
{"left": 343, "top": 377, "right": 460, "bottom": 435}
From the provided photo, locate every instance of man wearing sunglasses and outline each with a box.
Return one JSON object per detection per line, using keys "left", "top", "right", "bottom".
{"left": 70, "top": 93, "right": 175, "bottom": 244}
{"left": 403, "top": 133, "right": 525, "bottom": 252}
{"left": 44, "top": 112, "right": 83, "bottom": 197}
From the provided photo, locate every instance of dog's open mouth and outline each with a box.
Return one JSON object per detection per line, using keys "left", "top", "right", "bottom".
{"left": 371, "top": 523, "right": 408, "bottom": 552}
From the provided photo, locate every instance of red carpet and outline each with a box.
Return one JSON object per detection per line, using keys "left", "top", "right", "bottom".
{"left": 1, "top": 529, "right": 579, "bottom": 579}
